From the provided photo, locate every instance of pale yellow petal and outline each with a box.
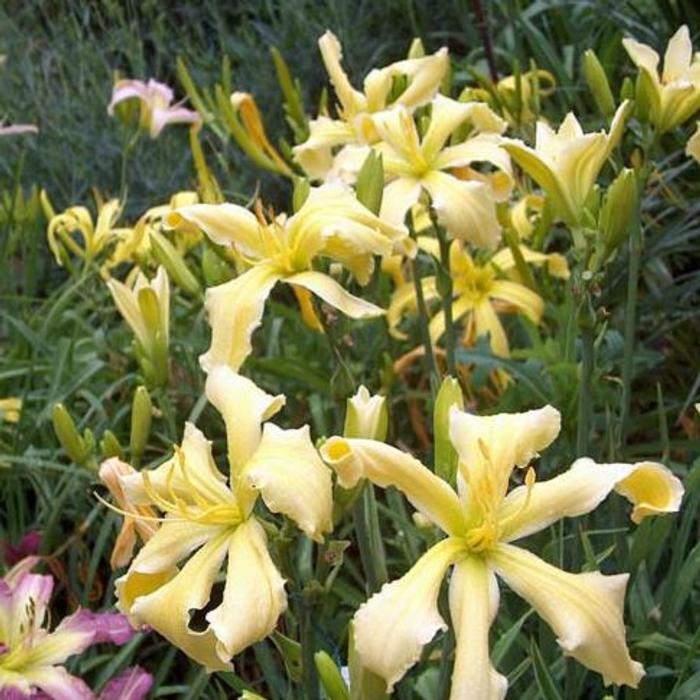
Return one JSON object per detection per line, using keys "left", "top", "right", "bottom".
{"left": 472, "top": 300, "right": 510, "bottom": 357}
{"left": 421, "top": 95, "right": 475, "bottom": 160}
{"left": 319, "top": 31, "right": 366, "bottom": 117}
{"left": 490, "top": 246, "right": 570, "bottom": 279}
{"left": 353, "top": 538, "right": 467, "bottom": 691}
{"left": 663, "top": 25, "right": 692, "bottom": 83}
{"left": 320, "top": 437, "right": 465, "bottom": 535}
{"left": 449, "top": 405, "right": 561, "bottom": 514}
{"left": 206, "top": 518, "right": 287, "bottom": 658}
{"left": 121, "top": 422, "right": 233, "bottom": 507}
{"left": 378, "top": 177, "right": 423, "bottom": 229}
{"left": 293, "top": 116, "right": 357, "bottom": 180}
{"left": 422, "top": 170, "right": 501, "bottom": 248}
{"left": 686, "top": 121, "right": 700, "bottom": 162}
{"left": 107, "top": 278, "right": 150, "bottom": 350}
{"left": 285, "top": 270, "right": 384, "bottom": 319}
{"left": 243, "top": 424, "right": 333, "bottom": 540}
{"left": 490, "top": 279, "right": 544, "bottom": 324}
{"left": 622, "top": 37, "right": 660, "bottom": 78}
{"left": 372, "top": 107, "right": 426, "bottom": 171}
{"left": 387, "top": 277, "right": 438, "bottom": 340}
{"left": 498, "top": 457, "right": 684, "bottom": 542}
{"left": 205, "top": 366, "right": 285, "bottom": 476}
{"left": 449, "top": 556, "right": 507, "bottom": 700}
{"left": 490, "top": 543, "right": 644, "bottom": 687}
{"left": 200, "top": 264, "right": 281, "bottom": 373}
{"left": 434, "top": 134, "right": 512, "bottom": 176}
{"left": 127, "top": 531, "right": 232, "bottom": 671}
{"left": 167, "top": 203, "right": 264, "bottom": 260}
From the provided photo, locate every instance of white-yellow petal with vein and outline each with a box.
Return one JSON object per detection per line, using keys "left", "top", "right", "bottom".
{"left": 321, "top": 437, "right": 465, "bottom": 535}
{"left": 205, "top": 366, "right": 285, "bottom": 475}
{"left": 244, "top": 424, "right": 333, "bottom": 540}
{"left": 206, "top": 519, "right": 287, "bottom": 660}
{"left": 354, "top": 538, "right": 467, "bottom": 690}
{"left": 449, "top": 556, "right": 507, "bottom": 700}
{"left": 498, "top": 457, "right": 684, "bottom": 542}
{"left": 490, "top": 543, "right": 644, "bottom": 688}
{"left": 201, "top": 264, "right": 281, "bottom": 372}
{"left": 285, "top": 270, "right": 384, "bottom": 319}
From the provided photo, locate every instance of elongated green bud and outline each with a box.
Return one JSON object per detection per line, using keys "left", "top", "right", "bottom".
{"left": 434, "top": 376, "right": 464, "bottom": 486}
{"left": 130, "top": 386, "right": 152, "bottom": 463}
{"left": 582, "top": 50, "right": 615, "bottom": 117}
{"left": 293, "top": 177, "right": 311, "bottom": 212}
{"left": 344, "top": 386, "right": 388, "bottom": 441}
{"left": 52, "top": 403, "right": 93, "bottom": 468}
{"left": 598, "top": 168, "right": 637, "bottom": 262}
{"left": 150, "top": 230, "right": 201, "bottom": 297}
{"left": 355, "top": 151, "right": 384, "bottom": 215}
{"left": 315, "top": 651, "right": 350, "bottom": 700}
{"left": 100, "top": 430, "right": 124, "bottom": 460}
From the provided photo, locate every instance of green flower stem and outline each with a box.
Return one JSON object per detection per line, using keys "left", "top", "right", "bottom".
{"left": 576, "top": 293, "right": 596, "bottom": 457}
{"left": 352, "top": 481, "right": 388, "bottom": 594}
{"left": 433, "top": 215, "right": 457, "bottom": 377}
{"left": 619, "top": 206, "right": 641, "bottom": 451}
{"left": 300, "top": 595, "right": 320, "bottom": 700}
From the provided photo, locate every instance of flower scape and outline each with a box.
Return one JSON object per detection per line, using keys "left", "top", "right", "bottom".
{"left": 1, "top": 6, "right": 699, "bottom": 700}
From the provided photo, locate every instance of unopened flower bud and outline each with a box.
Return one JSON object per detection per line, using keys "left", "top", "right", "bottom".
{"left": 582, "top": 50, "right": 615, "bottom": 117}
{"left": 355, "top": 151, "right": 384, "bottom": 216}
{"left": 52, "top": 403, "right": 93, "bottom": 468}
{"left": 315, "top": 651, "right": 350, "bottom": 700}
{"left": 343, "top": 386, "right": 388, "bottom": 441}
{"left": 100, "top": 430, "right": 124, "bottom": 460}
{"left": 130, "top": 386, "right": 152, "bottom": 463}
{"left": 149, "top": 230, "right": 201, "bottom": 297}
{"left": 293, "top": 177, "right": 311, "bottom": 212}
{"left": 434, "top": 377, "right": 464, "bottom": 486}
{"left": 598, "top": 168, "right": 637, "bottom": 261}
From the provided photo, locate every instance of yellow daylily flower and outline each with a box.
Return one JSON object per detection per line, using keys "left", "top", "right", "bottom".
{"left": 168, "top": 184, "right": 406, "bottom": 372}
{"left": 47, "top": 198, "right": 128, "bottom": 267}
{"left": 321, "top": 405, "right": 684, "bottom": 696}
{"left": 293, "top": 31, "right": 449, "bottom": 180}
{"left": 106, "top": 266, "right": 170, "bottom": 385}
{"left": 364, "top": 96, "right": 511, "bottom": 247}
{"left": 0, "top": 397, "right": 22, "bottom": 423}
{"left": 107, "top": 190, "right": 201, "bottom": 273}
{"left": 388, "top": 241, "right": 549, "bottom": 358}
{"left": 503, "top": 101, "right": 631, "bottom": 226}
{"left": 623, "top": 25, "right": 700, "bottom": 133}
{"left": 686, "top": 121, "right": 700, "bottom": 162}
{"left": 116, "top": 367, "right": 333, "bottom": 671}
{"left": 495, "top": 69, "right": 556, "bottom": 124}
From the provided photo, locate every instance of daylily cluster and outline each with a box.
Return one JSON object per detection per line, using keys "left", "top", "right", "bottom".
{"left": 0, "top": 560, "right": 150, "bottom": 699}
{"left": 321, "top": 404, "right": 684, "bottom": 697}
{"left": 110, "top": 366, "right": 333, "bottom": 671}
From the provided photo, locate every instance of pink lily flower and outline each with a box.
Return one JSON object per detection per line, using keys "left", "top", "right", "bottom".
{"left": 107, "top": 78, "right": 200, "bottom": 139}
{"left": 0, "top": 567, "right": 137, "bottom": 699}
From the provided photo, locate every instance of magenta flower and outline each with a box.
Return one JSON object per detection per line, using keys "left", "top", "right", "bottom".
{"left": 97, "top": 666, "right": 153, "bottom": 700}
{"left": 3, "top": 533, "right": 42, "bottom": 568}
{"left": 107, "top": 78, "right": 200, "bottom": 139}
{"left": 0, "top": 567, "right": 137, "bottom": 699}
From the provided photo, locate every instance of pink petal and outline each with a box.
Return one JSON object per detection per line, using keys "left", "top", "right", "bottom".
{"left": 107, "top": 80, "right": 149, "bottom": 115}
{"left": 0, "top": 124, "right": 38, "bottom": 136}
{"left": 97, "top": 666, "right": 153, "bottom": 700}
{"left": 22, "top": 666, "right": 93, "bottom": 700}
{"left": 61, "top": 609, "right": 137, "bottom": 646}
{"left": 149, "top": 106, "right": 200, "bottom": 138}
{"left": 3, "top": 531, "right": 42, "bottom": 566}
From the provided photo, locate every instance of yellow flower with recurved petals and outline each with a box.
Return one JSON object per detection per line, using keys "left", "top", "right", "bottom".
{"left": 361, "top": 96, "right": 511, "bottom": 247}
{"left": 0, "top": 397, "right": 22, "bottom": 423}
{"left": 168, "top": 184, "right": 407, "bottom": 372}
{"left": 321, "top": 405, "right": 683, "bottom": 697}
{"left": 504, "top": 101, "right": 631, "bottom": 227}
{"left": 623, "top": 26, "right": 700, "bottom": 133}
{"left": 116, "top": 366, "right": 333, "bottom": 671}
{"left": 293, "top": 31, "right": 449, "bottom": 180}
{"left": 388, "top": 240, "right": 566, "bottom": 358}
